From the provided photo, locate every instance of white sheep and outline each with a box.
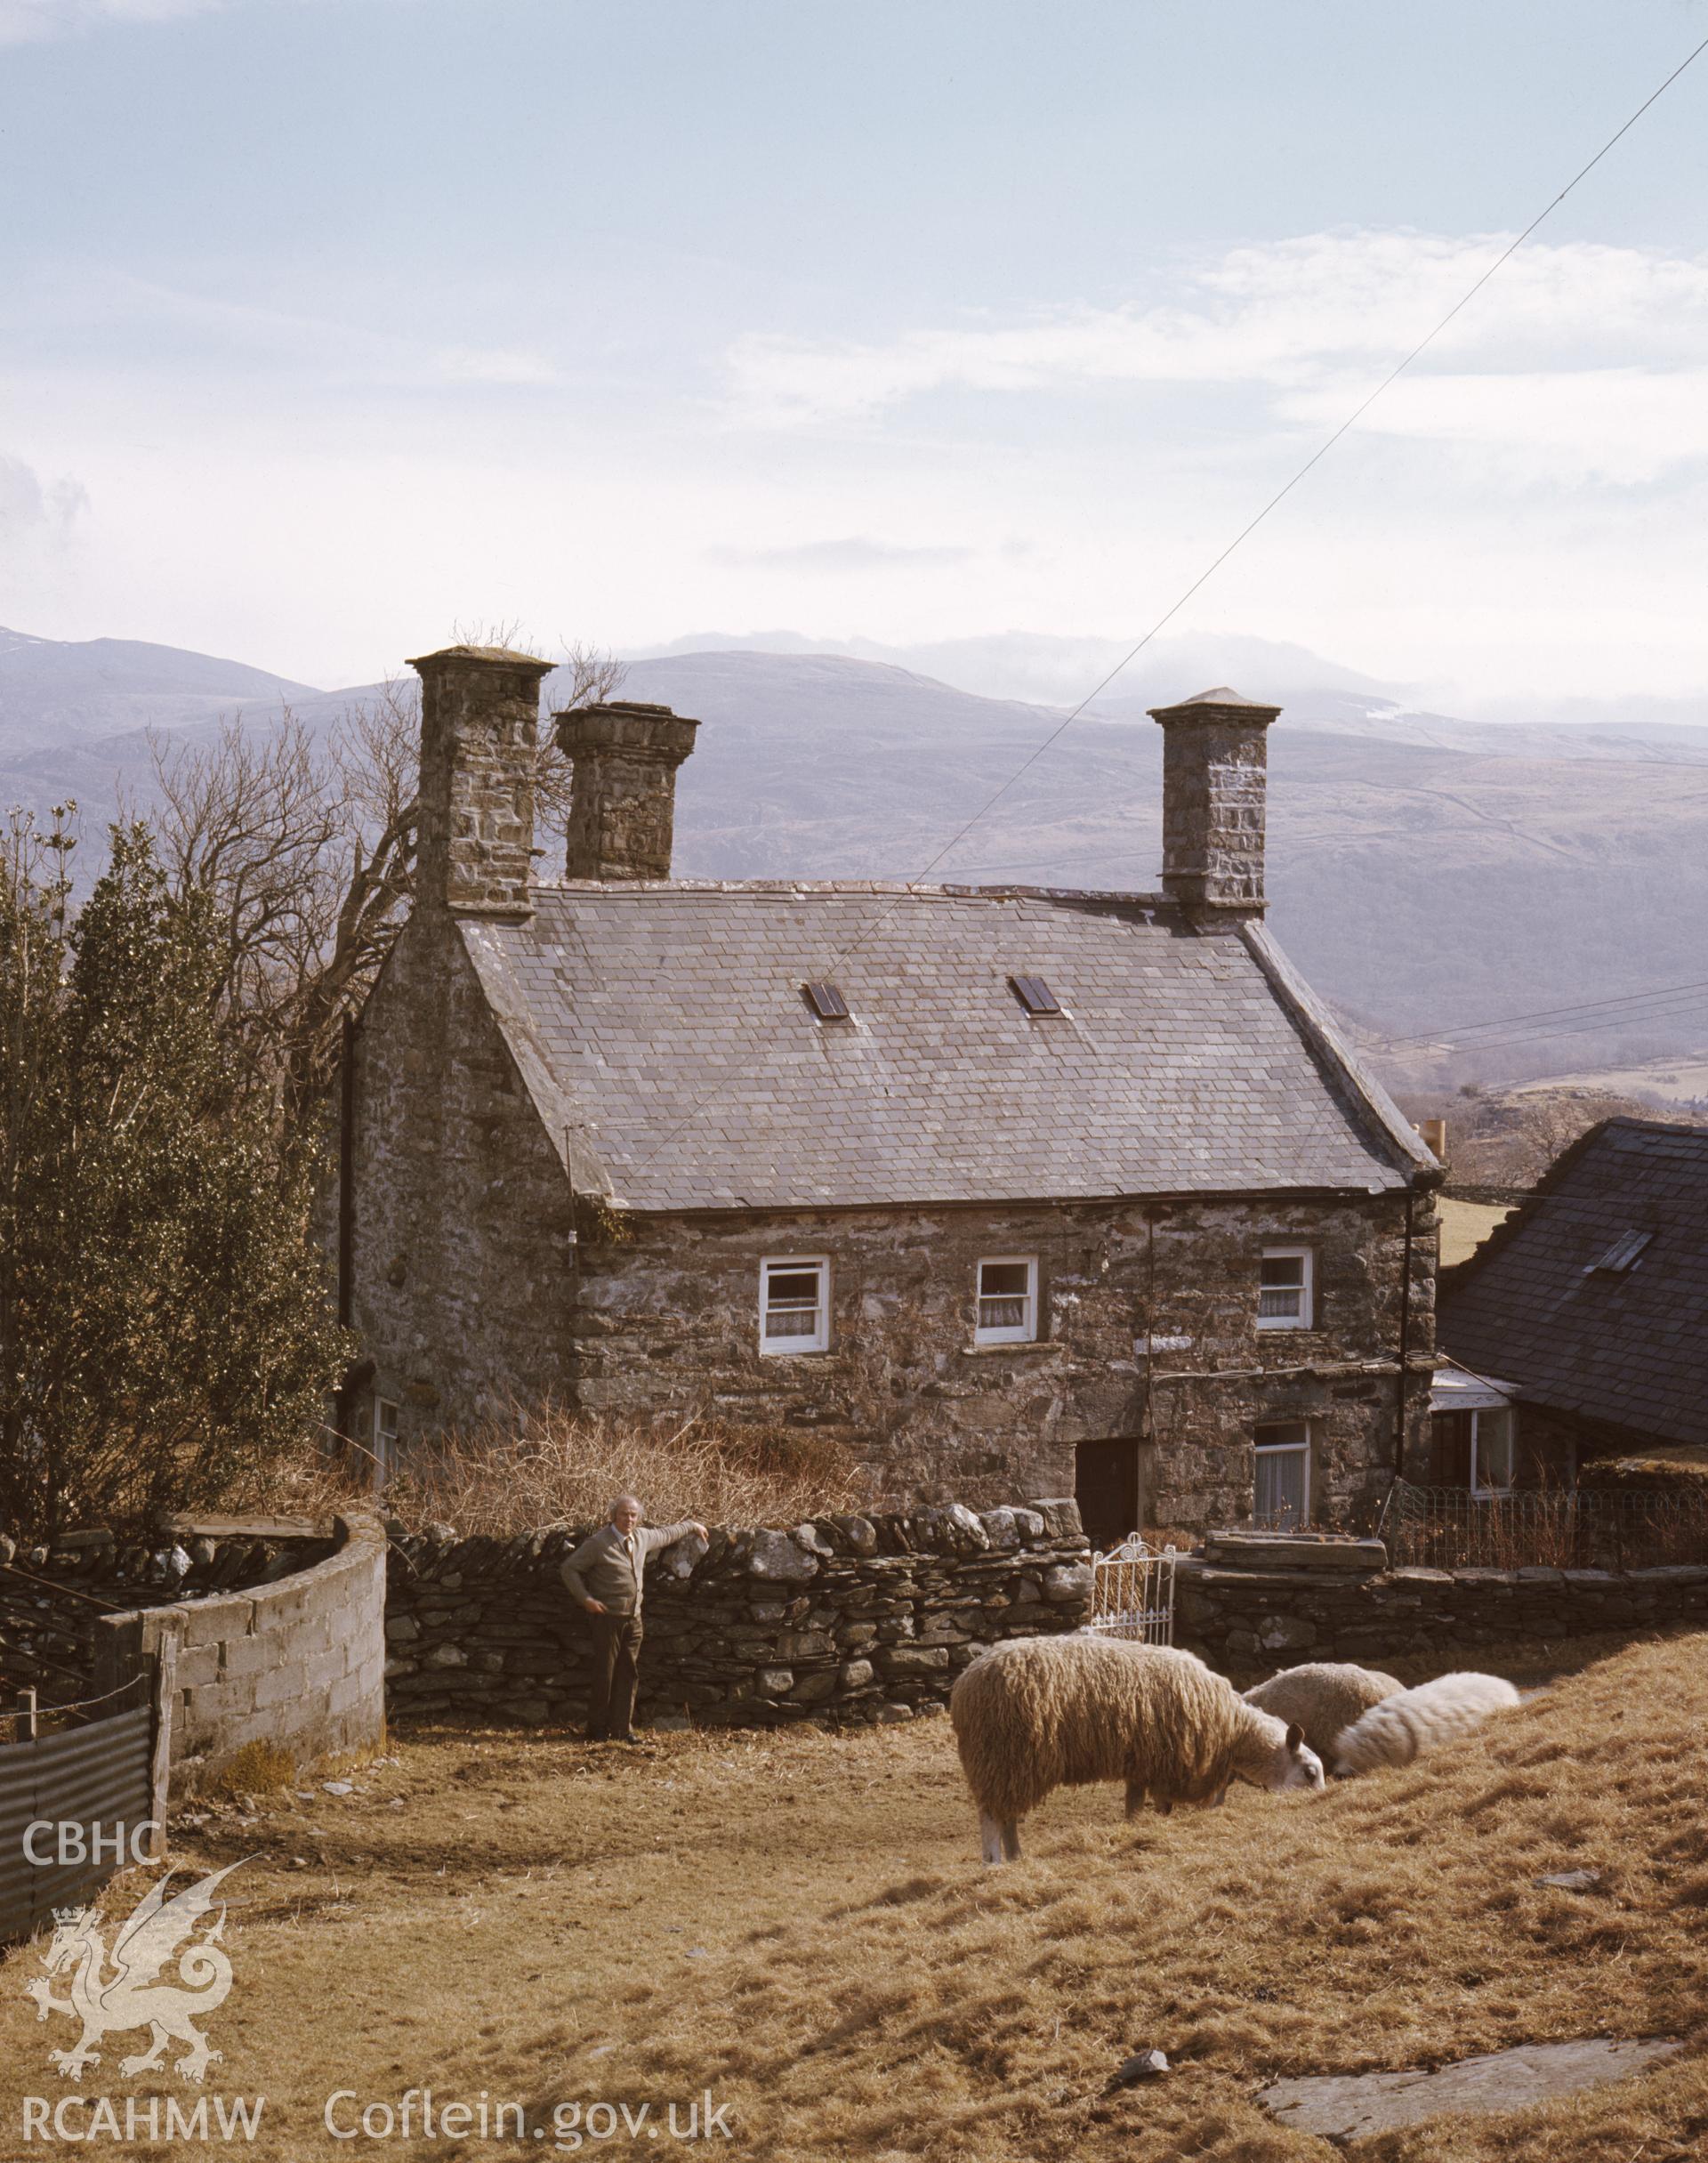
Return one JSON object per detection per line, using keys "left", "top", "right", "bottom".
{"left": 1332, "top": 1670, "right": 1521, "bottom": 1776}
{"left": 1243, "top": 1661, "right": 1405, "bottom": 1762}
{"left": 949, "top": 1634, "right": 1325, "bottom": 1864}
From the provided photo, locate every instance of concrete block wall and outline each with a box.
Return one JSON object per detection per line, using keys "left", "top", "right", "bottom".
{"left": 383, "top": 1499, "right": 1092, "bottom": 1730}
{"left": 93, "top": 1512, "right": 387, "bottom": 1792}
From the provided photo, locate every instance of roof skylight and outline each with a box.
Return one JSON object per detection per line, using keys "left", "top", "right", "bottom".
{"left": 803, "top": 981, "right": 851, "bottom": 1022}
{"left": 1586, "top": 1229, "right": 1651, "bottom": 1275}
{"left": 1010, "top": 974, "right": 1062, "bottom": 1017}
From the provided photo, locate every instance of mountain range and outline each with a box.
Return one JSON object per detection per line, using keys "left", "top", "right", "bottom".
{"left": 4, "top": 624, "right": 1707, "bottom": 1089}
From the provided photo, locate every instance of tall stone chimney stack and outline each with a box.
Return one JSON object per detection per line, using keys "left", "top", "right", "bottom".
{"left": 409, "top": 644, "right": 555, "bottom": 916}
{"left": 556, "top": 700, "right": 700, "bottom": 881}
{"left": 1146, "top": 685, "right": 1281, "bottom": 916}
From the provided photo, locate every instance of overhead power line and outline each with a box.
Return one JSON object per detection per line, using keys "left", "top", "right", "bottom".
{"left": 1382, "top": 974, "right": 1708, "bottom": 1048}
{"left": 630, "top": 30, "right": 1708, "bottom": 1180}
{"left": 1406, "top": 997, "right": 1708, "bottom": 1058}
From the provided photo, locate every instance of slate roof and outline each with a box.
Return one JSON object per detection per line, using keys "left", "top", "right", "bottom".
{"left": 1440, "top": 1118, "right": 1708, "bottom": 1449}
{"left": 457, "top": 881, "right": 1430, "bottom": 1212}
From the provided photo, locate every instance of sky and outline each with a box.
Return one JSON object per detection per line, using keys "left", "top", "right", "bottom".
{"left": 3, "top": 0, "right": 1707, "bottom": 703}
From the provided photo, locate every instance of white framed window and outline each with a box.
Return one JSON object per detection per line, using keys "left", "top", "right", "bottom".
{"left": 975, "top": 1255, "right": 1037, "bottom": 1344}
{"left": 1258, "top": 1245, "right": 1314, "bottom": 1330}
{"left": 760, "top": 1257, "right": 830, "bottom": 1355}
{"left": 374, "top": 1398, "right": 399, "bottom": 1487}
{"left": 1254, "top": 1419, "right": 1311, "bottom": 1528}
{"left": 1470, "top": 1406, "right": 1515, "bottom": 1496}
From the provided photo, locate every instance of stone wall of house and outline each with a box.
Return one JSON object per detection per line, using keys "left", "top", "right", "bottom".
{"left": 1177, "top": 1553, "right": 1708, "bottom": 1676}
{"left": 88, "top": 1513, "right": 387, "bottom": 1793}
{"left": 572, "top": 1190, "right": 1437, "bottom": 1529}
{"left": 383, "top": 1500, "right": 1091, "bottom": 1729}
{"left": 347, "top": 910, "right": 579, "bottom": 1442}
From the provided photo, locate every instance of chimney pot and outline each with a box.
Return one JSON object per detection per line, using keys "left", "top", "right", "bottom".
{"left": 409, "top": 643, "right": 554, "bottom": 916}
{"left": 556, "top": 700, "right": 700, "bottom": 882}
{"left": 1147, "top": 685, "right": 1281, "bottom": 916}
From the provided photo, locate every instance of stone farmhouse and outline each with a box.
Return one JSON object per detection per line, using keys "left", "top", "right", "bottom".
{"left": 338, "top": 645, "right": 1442, "bottom": 1544}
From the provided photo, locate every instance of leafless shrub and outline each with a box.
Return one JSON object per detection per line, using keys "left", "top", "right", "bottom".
{"left": 377, "top": 1406, "right": 872, "bottom": 1536}
{"left": 148, "top": 642, "right": 624, "bottom": 1126}
{"left": 1387, "top": 1485, "right": 1708, "bottom": 1570}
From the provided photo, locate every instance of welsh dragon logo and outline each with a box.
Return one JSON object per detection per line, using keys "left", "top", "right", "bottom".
{"left": 25, "top": 1861, "right": 243, "bottom": 2085}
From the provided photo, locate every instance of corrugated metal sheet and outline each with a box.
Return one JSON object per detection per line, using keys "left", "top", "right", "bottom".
{"left": 0, "top": 1705, "right": 153, "bottom": 1944}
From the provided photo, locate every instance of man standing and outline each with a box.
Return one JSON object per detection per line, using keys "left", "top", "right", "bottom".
{"left": 560, "top": 1496, "right": 706, "bottom": 1744}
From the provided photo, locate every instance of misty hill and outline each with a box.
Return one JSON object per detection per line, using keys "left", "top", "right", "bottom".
{"left": 4, "top": 633, "right": 1707, "bottom": 1086}
{"left": 633, "top": 626, "right": 1708, "bottom": 738}
{"left": 0, "top": 626, "right": 318, "bottom": 757}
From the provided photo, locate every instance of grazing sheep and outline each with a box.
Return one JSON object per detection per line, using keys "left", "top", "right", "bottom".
{"left": 949, "top": 1635, "right": 1325, "bottom": 1865}
{"left": 1333, "top": 1670, "right": 1521, "bottom": 1776}
{"left": 1243, "top": 1661, "right": 1405, "bottom": 1762}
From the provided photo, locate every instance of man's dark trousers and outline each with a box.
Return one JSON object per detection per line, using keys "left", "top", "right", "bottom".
{"left": 586, "top": 1610, "right": 643, "bottom": 1739}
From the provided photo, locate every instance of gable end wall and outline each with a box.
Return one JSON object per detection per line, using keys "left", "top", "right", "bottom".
{"left": 348, "top": 909, "right": 576, "bottom": 1441}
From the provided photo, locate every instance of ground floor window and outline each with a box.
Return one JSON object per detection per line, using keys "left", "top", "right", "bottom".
{"left": 1253, "top": 1419, "right": 1311, "bottom": 1528}
{"left": 1430, "top": 1405, "right": 1515, "bottom": 1492}
{"left": 975, "top": 1255, "right": 1037, "bottom": 1343}
{"left": 374, "top": 1397, "right": 399, "bottom": 1487}
{"left": 760, "top": 1256, "right": 830, "bottom": 1354}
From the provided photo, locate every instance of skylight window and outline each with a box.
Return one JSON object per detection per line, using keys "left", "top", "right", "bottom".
{"left": 1010, "top": 974, "right": 1062, "bottom": 1017}
{"left": 803, "top": 981, "right": 851, "bottom": 1022}
{"left": 1586, "top": 1229, "right": 1651, "bottom": 1275}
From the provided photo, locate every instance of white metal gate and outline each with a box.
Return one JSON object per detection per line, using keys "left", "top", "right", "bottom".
{"left": 1086, "top": 1536, "right": 1177, "bottom": 1644}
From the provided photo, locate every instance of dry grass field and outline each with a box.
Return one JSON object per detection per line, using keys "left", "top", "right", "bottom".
{"left": 1, "top": 1632, "right": 1704, "bottom": 2161}
{"left": 1436, "top": 1198, "right": 1515, "bottom": 1269}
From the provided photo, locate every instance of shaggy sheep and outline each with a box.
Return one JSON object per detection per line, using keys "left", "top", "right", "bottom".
{"left": 1332, "top": 1670, "right": 1521, "bottom": 1776}
{"left": 1243, "top": 1662, "right": 1405, "bottom": 1762}
{"left": 949, "top": 1635, "right": 1325, "bottom": 1864}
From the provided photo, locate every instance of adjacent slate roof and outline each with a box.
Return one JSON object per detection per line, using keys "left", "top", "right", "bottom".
{"left": 1440, "top": 1118, "right": 1708, "bottom": 1449}
{"left": 457, "top": 881, "right": 1430, "bottom": 1211}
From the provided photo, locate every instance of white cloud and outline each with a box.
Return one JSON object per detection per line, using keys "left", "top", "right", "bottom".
{"left": 0, "top": 455, "right": 89, "bottom": 541}
{"left": 435, "top": 346, "right": 560, "bottom": 388}
{"left": 0, "top": 0, "right": 393, "bottom": 44}
{"left": 1277, "top": 367, "right": 1708, "bottom": 486}
{"left": 710, "top": 536, "right": 973, "bottom": 572}
{"left": 0, "top": 0, "right": 225, "bottom": 44}
{"left": 724, "top": 230, "right": 1708, "bottom": 480}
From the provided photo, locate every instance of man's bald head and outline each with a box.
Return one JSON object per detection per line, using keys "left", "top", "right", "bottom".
{"left": 609, "top": 1496, "right": 643, "bottom": 1535}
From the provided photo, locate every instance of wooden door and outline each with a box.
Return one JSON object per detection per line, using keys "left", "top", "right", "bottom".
{"left": 1429, "top": 1410, "right": 1473, "bottom": 1487}
{"left": 1075, "top": 1439, "right": 1139, "bottom": 1551}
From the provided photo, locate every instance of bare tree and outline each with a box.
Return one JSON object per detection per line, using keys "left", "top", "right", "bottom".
{"left": 149, "top": 642, "right": 624, "bottom": 1127}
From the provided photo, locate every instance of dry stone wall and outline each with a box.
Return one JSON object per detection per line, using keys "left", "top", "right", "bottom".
{"left": 0, "top": 1524, "right": 339, "bottom": 1702}
{"left": 383, "top": 1499, "right": 1092, "bottom": 1729}
{"left": 1178, "top": 1554, "right": 1708, "bottom": 1676}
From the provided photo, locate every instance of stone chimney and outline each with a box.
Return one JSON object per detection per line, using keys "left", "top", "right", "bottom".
{"left": 555, "top": 700, "right": 700, "bottom": 881}
{"left": 409, "top": 644, "right": 555, "bottom": 916}
{"left": 1146, "top": 685, "right": 1281, "bottom": 916}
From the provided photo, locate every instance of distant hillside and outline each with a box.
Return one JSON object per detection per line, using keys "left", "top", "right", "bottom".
{"left": 0, "top": 627, "right": 318, "bottom": 757}
{"left": 4, "top": 632, "right": 1707, "bottom": 1089}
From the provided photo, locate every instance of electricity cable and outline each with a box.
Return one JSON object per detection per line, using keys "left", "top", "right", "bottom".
{"left": 627, "top": 31, "right": 1708, "bottom": 1181}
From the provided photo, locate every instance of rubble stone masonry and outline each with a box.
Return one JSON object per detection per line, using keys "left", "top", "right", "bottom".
{"left": 1178, "top": 1554, "right": 1708, "bottom": 1677}
{"left": 564, "top": 1187, "right": 1436, "bottom": 1526}
{"left": 383, "top": 1499, "right": 1092, "bottom": 1729}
